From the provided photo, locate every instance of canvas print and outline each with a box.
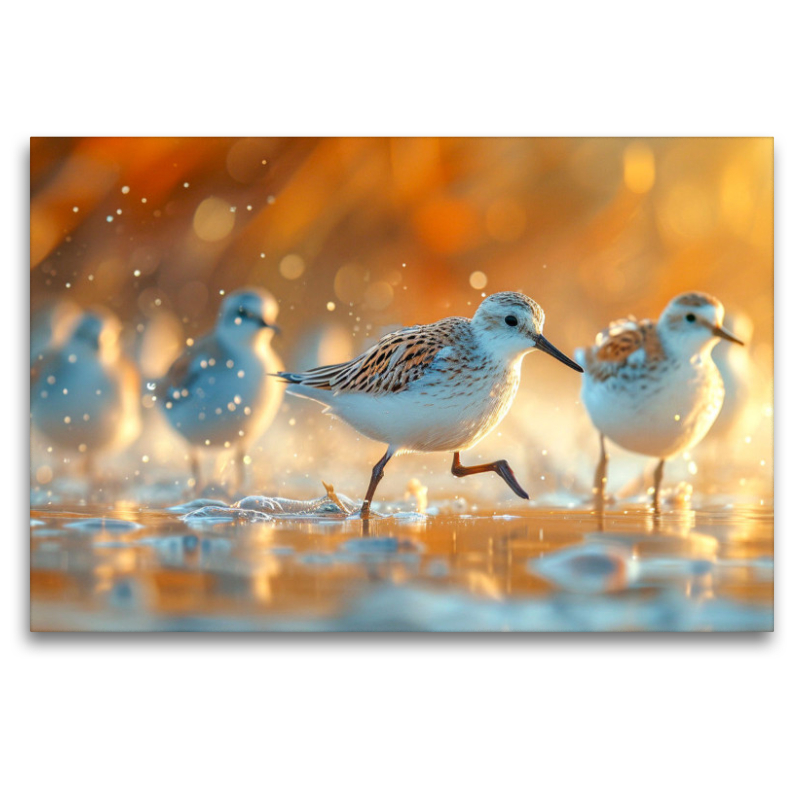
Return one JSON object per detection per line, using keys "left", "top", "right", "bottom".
{"left": 30, "top": 137, "right": 773, "bottom": 632}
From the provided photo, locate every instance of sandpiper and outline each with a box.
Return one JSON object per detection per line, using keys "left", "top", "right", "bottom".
{"left": 30, "top": 308, "right": 142, "bottom": 473}
{"left": 278, "top": 291, "right": 583, "bottom": 516}
{"left": 575, "top": 292, "right": 745, "bottom": 512}
{"left": 159, "top": 288, "right": 283, "bottom": 491}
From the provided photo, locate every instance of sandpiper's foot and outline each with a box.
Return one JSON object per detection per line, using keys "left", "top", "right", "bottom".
{"left": 451, "top": 452, "right": 530, "bottom": 500}
{"left": 494, "top": 460, "right": 530, "bottom": 500}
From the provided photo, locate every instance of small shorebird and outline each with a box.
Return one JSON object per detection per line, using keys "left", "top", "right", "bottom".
{"left": 30, "top": 308, "right": 142, "bottom": 472}
{"left": 575, "top": 292, "right": 745, "bottom": 512}
{"left": 278, "top": 291, "right": 583, "bottom": 516}
{"left": 159, "top": 288, "right": 283, "bottom": 491}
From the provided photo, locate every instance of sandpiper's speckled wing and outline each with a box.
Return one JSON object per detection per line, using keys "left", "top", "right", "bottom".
{"left": 280, "top": 318, "right": 468, "bottom": 395}
{"left": 580, "top": 317, "right": 665, "bottom": 380}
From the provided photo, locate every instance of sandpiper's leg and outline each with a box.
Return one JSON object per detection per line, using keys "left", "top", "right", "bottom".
{"left": 360, "top": 446, "right": 395, "bottom": 517}
{"left": 653, "top": 459, "right": 665, "bottom": 513}
{"left": 190, "top": 449, "right": 202, "bottom": 490}
{"left": 593, "top": 434, "right": 608, "bottom": 512}
{"left": 451, "top": 452, "right": 530, "bottom": 500}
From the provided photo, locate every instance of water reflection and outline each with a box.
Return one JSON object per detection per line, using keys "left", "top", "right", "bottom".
{"left": 30, "top": 501, "right": 773, "bottom": 632}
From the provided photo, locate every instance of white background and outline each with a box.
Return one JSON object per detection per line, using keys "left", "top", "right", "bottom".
{"left": 6, "top": 3, "right": 795, "bottom": 798}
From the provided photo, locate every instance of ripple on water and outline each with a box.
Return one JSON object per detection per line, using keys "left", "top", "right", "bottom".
{"left": 182, "top": 506, "right": 272, "bottom": 526}
{"left": 336, "top": 536, "right": 423, "bottom": 567}
{"left": 167, "top": 498, "right": 230, "bottom": 513}
{"left": 340, "top": 537, "right": 410, "bottom": 554}
{"left": 31, "top": 527, "right": 65, "bottom": 538}
{"left": 64, "top": 518, "right": 143, "bottom": 534}
{"left": 529, "top": 543, "right": 638, "bottom": 594}
{"left": 300, "top": 552, "right": 335, "bottom": 567}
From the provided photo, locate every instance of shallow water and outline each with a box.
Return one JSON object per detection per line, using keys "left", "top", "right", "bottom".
{"left": 30, "top": 493, "right": 773, "bottom": 632}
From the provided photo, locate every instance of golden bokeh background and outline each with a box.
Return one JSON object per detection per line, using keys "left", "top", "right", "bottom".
{"left": 30, "top": 137, "right": 773, "bottom": 504}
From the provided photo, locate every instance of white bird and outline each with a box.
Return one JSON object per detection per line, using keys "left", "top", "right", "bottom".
{"left": 575, "top": 292, "right": 745, "bottom": 511}
{"left": 278, "top": 291, "right": 583, "bottom": 516}
{"left": 159, "top": 288, "right": 283, "bottom": 492}
{"left": 30, "top": 308, "right": 142, "bottom": 474}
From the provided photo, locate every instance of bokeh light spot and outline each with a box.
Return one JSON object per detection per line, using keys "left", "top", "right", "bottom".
{"left": 364, "top": 282, "right": 394, "bottom": 311}
{"left": 469, "top": 271, "right": 488, "bottom": 290}
{"left": 279, "top": 254, "right": 306, "bottom": 280}
{"left": 334, "top": 264, "right": 366, "bottom": 304}
{"left": 193, "top": 197, "right": 235, "bottom": 242}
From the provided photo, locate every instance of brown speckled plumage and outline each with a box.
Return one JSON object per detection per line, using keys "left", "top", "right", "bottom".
{"left": 282, "top": 317, "right": 472, "bottom": 396}
{"left": 581, "top": 318, "right": 667, "bottom": 382}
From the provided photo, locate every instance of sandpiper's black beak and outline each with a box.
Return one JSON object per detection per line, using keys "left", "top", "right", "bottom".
{"left": 711, "top": 324, "right": 745, "bottom": 346}
{"left": 261, "top": 320, "right": 281, "bottom": 334}
{"left": 535, "top": 334, "right": 584, "bottom": 372}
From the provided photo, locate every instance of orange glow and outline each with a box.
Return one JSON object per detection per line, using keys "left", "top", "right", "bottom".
{"left": 623, "top": 141, "right": 656, "bottom": 194}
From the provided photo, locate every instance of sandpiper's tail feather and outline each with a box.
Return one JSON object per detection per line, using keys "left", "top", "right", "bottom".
{"left": 272, "top": 370, "right": 304, "bottom": 384}
{"left": 271, "top": 371, "right": 336, "bottom": 406}
{"left": 272, "top": 363, "right": 350, "bottom": 390}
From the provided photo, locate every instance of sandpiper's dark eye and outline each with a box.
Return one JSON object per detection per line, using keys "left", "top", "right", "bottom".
{"left": 238, "top": 307, "right": 248, "bottom": 318}
{"left": 686, "top": 313, "right": 696, "bottom": 323}
{"left": 505, "top": 315, "right": 518, "bottom": 327}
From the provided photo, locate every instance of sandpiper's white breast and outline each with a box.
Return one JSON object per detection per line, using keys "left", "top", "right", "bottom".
{"left": 581, "top": 350, "right": 725, "bottom": 459}
{"left": 328, "top": 348, "right": 522, "bottom": 453}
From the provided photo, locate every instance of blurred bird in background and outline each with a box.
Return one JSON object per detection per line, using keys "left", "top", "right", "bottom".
{"left": 158, "top": 287, "right": 283, "bottom": 493}
{"left": 30, "top": 308, "right": 143, "bottom": 478}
